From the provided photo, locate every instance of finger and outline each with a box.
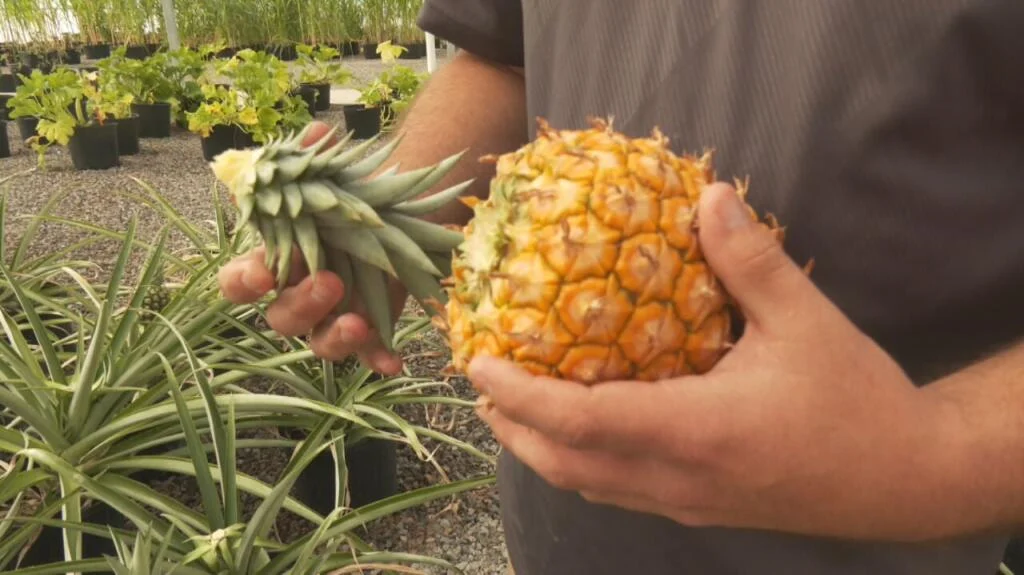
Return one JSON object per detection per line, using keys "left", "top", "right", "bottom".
{"left": 697, "top": 183, "right": 820, "bottom": 328}
{"left": 265, "top": 271, "right": 345, "bottom": 337}
{"left": 301, "top": 121, "right": 337, "bottom": 149}
{"left": 467, "top": 356, "right": 678, "bottom": 454}
{"left": 218, "top": 249, "right": 276, "bottom": 304}
{"left": 476, "top": 399, "right": 662, "bottom": 494}
{"left": 309, "top": 312, "right": 403, "bottom": 373}
{"left": 578, "top": 490, "right": 714, "bottom": 528}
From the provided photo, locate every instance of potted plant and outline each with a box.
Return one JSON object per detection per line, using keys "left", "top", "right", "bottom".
{"left": 65, "top": 98, "right": 121, "bottom": 170}
{"left": 159, "top": 46, "right": 209, "bottom": 129}
{"left": 5, "top": 68, "right": 91, "bottom": 167}
{"left": 218, "top": 49, "right": 312, "bottom": 143}
{"left": 186, "top": 84, "right": 255, "bottom": 160}
{"left": 295, "top": 43, "right": 352, "bottom": 111}
{"left": 343, "top": 80, "right": 390, "bottom": 139}
{"left": 82, "top": 71, "right": 141, "bottom": 156}
{"left": 98, "top": 47, "right": 177, "bottom": 138}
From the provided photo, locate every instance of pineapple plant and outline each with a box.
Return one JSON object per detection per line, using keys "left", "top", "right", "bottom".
{"left": 213, "top": 117, "right": 782, "bottom": 384}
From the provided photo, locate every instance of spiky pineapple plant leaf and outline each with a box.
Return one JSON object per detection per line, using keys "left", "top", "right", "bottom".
{"left": 211, "top": 124, "right": 473, "bottom": 350}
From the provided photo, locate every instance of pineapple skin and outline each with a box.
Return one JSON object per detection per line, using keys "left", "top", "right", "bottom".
{"left": 445, "top": 117, "right": 756, "bottom": 384}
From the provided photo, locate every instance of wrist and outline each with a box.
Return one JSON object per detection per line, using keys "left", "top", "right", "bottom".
{"left": 921, "top": 382, "right": 1024, "bottom": 537}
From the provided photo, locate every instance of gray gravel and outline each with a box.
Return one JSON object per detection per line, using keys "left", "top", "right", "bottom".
{"left": 0, "top": 48, "right": 513, "bottom": 574}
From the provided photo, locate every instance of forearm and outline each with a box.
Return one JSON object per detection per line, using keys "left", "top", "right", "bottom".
{"left": 383, "top": 50, "right": 529, "bottom": 226}
{"left": 927, "top": 340, "right": 1024, "bottom": 534}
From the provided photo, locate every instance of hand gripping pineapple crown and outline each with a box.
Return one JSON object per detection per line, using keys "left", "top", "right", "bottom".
{"left": 212, "top": 117, "right": 780, "bottom": 384}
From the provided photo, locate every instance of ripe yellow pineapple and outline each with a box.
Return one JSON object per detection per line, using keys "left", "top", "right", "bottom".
{"left": 442, "top": 117, "right": 774, "bottom": 384}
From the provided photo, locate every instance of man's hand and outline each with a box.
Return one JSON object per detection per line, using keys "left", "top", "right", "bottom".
{"left": 217, "top": 121, "right": 405, "bottom": 375}
{"left": 468, "top": 183, "right": 977, "bottom": 542}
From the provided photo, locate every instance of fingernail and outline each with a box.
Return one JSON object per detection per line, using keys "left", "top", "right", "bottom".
{"left": 706, "top": 184, "right": 753, "bottom": 232}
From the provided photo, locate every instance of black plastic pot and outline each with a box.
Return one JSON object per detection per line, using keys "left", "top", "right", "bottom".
{"left": 114, "top": 114, "right": 140, "bottom": 155}
{"left": 62, "top": 49, "right": 82, "bottom": 65}
{"left": 0, "top": 73, "right": 17, "bottom": 92}
{"left": 0, "top": 120, "right": 9, "bottom": 158}
{"left": 339, "top": 41, "right": 360, "bottom": 57}
{"left": 200, "top": 124, "right": 253, "bottom": 161}
{"left": 68, "top": 122, "right": 119, "bottom": 170}
{"left": 291, "top": 436, "right": 399, "bottom": 515}
{"left": 342, "top": 104, "right": 381, "bottom": 139}
{"left": 291, "top": 84, "right": 317, "bottom": 115}
{"left": 84, "top": 43, "right": 111, "bottom": 60}
{"left": 399, "top": 42, "right": 425, "bottom": 59}
{"left": 273, "top": 44, "right": 298, "bottom": 61}
{"left": 15, "top": 116, "right": 39, "bottom": 143}
{"left": 0, "top": 93, "right": 11, "bottom": 120}
{"left": 303, "top": 82, "right": 331, "bottom": 111}
{"left": 131, "top": 102, "right": 171, "bottom": 138}
{"left": 362, "top": 42, "right": 381, "bottom": 59}
{"left": 19, "top": 52, "right": 40, "bottom": 69}
{"left": 15, "top": 499, "right": 123, "bottom": 568}
{"left": 125, "top": 45, "right": 148, "bottom": 60}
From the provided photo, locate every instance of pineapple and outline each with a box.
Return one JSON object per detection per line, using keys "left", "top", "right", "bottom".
{"left": 210, "top": 124, "right": 472, "bottom": 349}
{"left": 443, "top": 117, "right": 776, "bottom": 384}
{"left": 141, "top": 270, "right": 172, "bottom": 313}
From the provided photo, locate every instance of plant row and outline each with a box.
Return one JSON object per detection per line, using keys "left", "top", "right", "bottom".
{"left": 0, "top": 0, "right": 432, "bottom": 61}
{"left": 0, "top": 42, "right": 427, "bottom": 170}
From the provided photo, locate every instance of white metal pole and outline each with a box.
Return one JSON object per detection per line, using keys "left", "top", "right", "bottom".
{"left": 425, "top": 32, "right": 437, "bottom": 72}
{"left": 161, "top": 0, "right": 181, "bottom": 50}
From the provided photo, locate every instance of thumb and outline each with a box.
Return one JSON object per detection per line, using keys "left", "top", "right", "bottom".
{"left": 697, "top": 182, "right": 816, "bottom": 327}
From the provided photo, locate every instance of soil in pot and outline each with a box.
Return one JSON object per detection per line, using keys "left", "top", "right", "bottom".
{"left": 131, "top": 102, "right": 171, "bottom": 138}
{"left": 0, "top": 121, "right": 9, "bottom": 158}
{"left": 68, "top": 122, "right": 120, "bottom": 170}
{"left": 303, "top": 82, "right": 331, "bottom": 111}
{"left": 289, "top": 434, "right": 400, "bottom": 515}
{"left": 114, "top": 114, "right": 140, "bottom": 155}
{"left": 342, "top": 104, "right": 381, "bottom": 139}
{"left": 200, "top": 124, "right": 252, "bottom": 161}
{"left": 84, "top": 44, "right": 111, "bottom": 60}
{"left": 15, "top": 499, "right": 123, "bottom": 568}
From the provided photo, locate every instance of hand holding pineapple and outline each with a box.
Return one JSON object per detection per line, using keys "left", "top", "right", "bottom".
{"left": 467, "top": 183, "right": 977, "bottom": 542}
{"left": 216, "top": 121, "right": 445, "bottom": 375}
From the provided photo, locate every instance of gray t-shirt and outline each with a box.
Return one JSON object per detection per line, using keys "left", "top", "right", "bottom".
{"left": 419, "top": 1, "right": 1024, "bottom": 573}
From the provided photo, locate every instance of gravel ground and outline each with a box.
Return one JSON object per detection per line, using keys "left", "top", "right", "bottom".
{"left": 0, "top": 49, "right": 513, "bottom": 574}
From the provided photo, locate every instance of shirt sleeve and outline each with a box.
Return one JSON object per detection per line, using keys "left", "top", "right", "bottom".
{"left": 417, "top": 0, "right": 525, "bottom": 67}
